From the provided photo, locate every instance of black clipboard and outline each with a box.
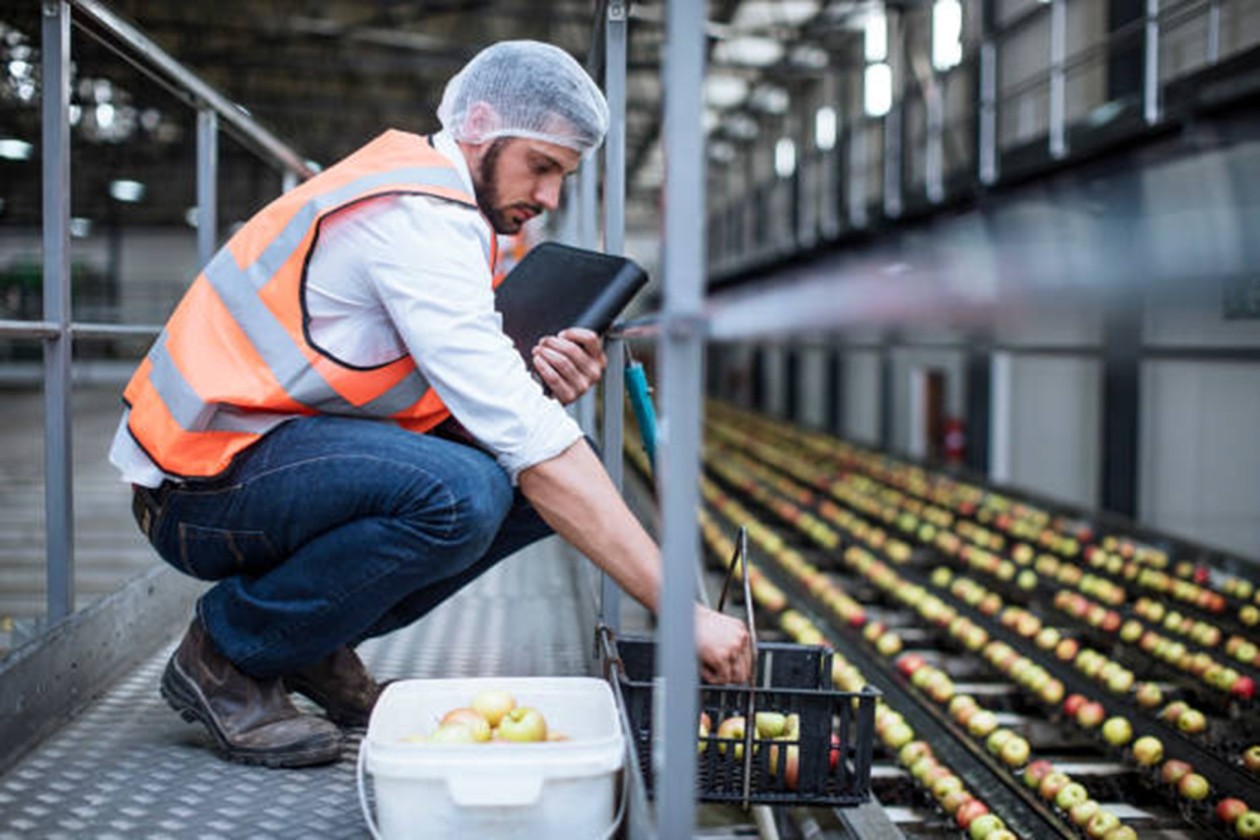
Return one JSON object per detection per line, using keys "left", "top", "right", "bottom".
{"left": 494, "top": 241, "right": 649, "bottom": 362}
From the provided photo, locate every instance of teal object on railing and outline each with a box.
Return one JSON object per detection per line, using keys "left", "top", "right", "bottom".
{"left": 626, "top": 359, "right": 657, "bottom": 468}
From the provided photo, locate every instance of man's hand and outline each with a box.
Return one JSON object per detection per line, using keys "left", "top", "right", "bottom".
{"left": 531, "top": 328, "right": 606, "bottom": 405}
{"left": 695, "top": 605, "right": 753, "bottom": 685}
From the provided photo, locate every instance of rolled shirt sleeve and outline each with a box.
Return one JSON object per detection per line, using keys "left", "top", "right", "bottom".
{"left": 366, "top": 195, "right": 583, "bottom": 481}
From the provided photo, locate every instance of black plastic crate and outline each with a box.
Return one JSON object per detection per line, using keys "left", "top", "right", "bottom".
{"left": 602, "top": 630, "right": 879, "bottom": 807}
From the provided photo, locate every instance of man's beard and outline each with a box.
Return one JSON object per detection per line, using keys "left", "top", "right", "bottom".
{"left": 475, "top": 138, "right": 543, "bottom": 235}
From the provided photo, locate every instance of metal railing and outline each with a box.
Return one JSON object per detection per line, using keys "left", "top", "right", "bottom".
{"left": 27, "top": 0, "right": 314, "bottom": 625}
{"left": 709, "top": 0, "right": 1248, "bottom": 277}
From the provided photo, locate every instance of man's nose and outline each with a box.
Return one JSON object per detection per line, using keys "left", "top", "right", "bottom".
{"left": 535, "top": 176, "right": 562, "bottom": 211}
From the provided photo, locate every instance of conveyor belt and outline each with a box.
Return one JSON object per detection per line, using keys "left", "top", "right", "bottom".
{"left": 0, "top": 539, "right": 594, "bottom": 838}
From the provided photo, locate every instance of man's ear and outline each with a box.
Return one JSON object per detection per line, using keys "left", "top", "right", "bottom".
{"left": 461, "top": 101, "right": 500, "bottom": 143}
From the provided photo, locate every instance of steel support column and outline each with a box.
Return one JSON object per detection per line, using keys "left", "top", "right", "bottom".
{"left": 964, "top": 336, "right": 992, "bottom": 475}
{"left": 1100, "top": 307, "right": 1141, "bottom": 517}
{"left": 196, "top": 109, "right": 218, "bottom": 267}
{"left": 656, "top": 1, "right": 704, "bottom": 836}
{"left": 41, "top": 0, "right": 74, "bottom": 623}
{"left": 599, "top": 0, "right": 628, "bottom": 629}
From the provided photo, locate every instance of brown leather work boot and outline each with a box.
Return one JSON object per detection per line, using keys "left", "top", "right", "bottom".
{"left": 283, "top": 646, "right": 384, "bottom": 728}
{"left": 160, "top": 618, "right": 343, "bottom": 767}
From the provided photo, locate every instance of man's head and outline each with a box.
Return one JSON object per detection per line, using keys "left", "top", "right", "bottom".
{"left": 438, "top": 40, "right": 608, "bottom": 233}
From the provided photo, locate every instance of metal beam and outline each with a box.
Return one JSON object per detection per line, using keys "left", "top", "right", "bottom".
{"left": 599, "top": 0, "right": 629, "bottom": 631}
{"left": 656, "top": 0, "right": 705, "bottom": 836}
{"left": 41, "top": 0, "right": 75, "bottom": 624}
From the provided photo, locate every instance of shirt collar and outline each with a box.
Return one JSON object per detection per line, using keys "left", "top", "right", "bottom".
{"left": 432, "top": 130, "right": 475, "bottom": 196}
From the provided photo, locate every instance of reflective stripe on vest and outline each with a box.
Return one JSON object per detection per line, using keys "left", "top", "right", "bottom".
{"left": 124, "top": 131, "right": 497, "bottom": 478}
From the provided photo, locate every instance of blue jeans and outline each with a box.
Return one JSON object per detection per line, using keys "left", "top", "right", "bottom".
{"left": 134, "top": 415, "right": 554, "bottom": 678}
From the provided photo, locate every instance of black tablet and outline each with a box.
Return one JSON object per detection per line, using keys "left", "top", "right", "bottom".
{"left": 494, "top": 241, "right": 649, "bottom": 363}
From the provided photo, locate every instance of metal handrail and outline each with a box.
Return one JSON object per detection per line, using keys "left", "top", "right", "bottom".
{"left": 31, "top": 0, "right": 319, "bottom": 627}
{"left": 0, "top": 319, "right": 162, "bottom": 340}
{"left": 69, "top": 0, "right": 315, "bottom": 179}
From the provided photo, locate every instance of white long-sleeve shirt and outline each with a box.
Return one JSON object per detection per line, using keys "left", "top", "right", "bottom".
{"left": 110, "top": 131, "right": 582, "bottom": 486}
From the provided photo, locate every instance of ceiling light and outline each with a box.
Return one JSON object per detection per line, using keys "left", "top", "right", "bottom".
{"left": 865, "top": 7, "right": 888, "bottom": 63}
{"left": 789, "top": 44, "right": 829, "bottom": 70}
{"left": 109, "top": 179, "right": 145, "bottom": 203}
{"left": 749, "top": 84, "right": 790, "bottom": 115}
{"left": 703, "top": 109, "right": 721, "bottom": 134}
{"left": 714, "top": 36, "right": 783, "bottom": 68}
{"left": 775, "top": 138, "right": 797, "bottom": 178}
{"left": 95, "top": 103, "right": 116, "bottom": 129}
{"left": 0, "top": 138, "right": 32, "bottom": 160}
{"left": 709, "top": 140, "right": 736, "bottom": 164}
{"left": 723, "top": 112, "right": 760, "bottom": 141}
{"left": 704, "top": 74, "right": 749, "bottom": 109}
{"left": 932, "top": 0, "right": 963, "bottom": 71}
{"left": 69, "top": 217, "right": 92, "bottom": 238}
{"left": 864, "top": 63, "right": 892, "bottom": 117}
{"left": 732, "top": 0, "right": 819, "bottom": 29}
{"left": 815, "top": 107, "right": 837, "bottom": 150}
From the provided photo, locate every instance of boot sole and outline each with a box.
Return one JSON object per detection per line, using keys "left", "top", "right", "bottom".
{"left": 161, "top": 658, "right": 343, "bottom": 768}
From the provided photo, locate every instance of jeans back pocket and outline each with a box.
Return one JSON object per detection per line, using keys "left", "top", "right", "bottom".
{"left": 177, "top": 522, "right": 279, "bottom": 581}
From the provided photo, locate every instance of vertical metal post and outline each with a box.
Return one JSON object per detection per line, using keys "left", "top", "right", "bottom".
{"left": 979, "top": 40, "right": 998, "bottom": 184}
{"left": 41, "top": 0, "right": 74, "bottom": 623}
{"left": 599, "top": 0, "right": 628, "bottom": 629}
{"left": 848, "top": 120, "right": 868, "bottom": 228}
{"left": 603, "top": 0, "right": 626, "bottom": 259}
{"left": 884, "top": 11, "right": 903, "bottom": 219}
{"left": 989, "top": 351, "right": 1012, "bottom": 483}
{"left": 657, "top": 0, "right": 704, "bottom": 836}
{"left": 574, "top": 157, "right": 600, "bottom": 436}
{"left": 820, "top": 73, "right": 840, "bottom": 239}
{"left": 1049, "top": 0, "right": 1067, "bottom": 159}
{"left": 196, "top": 108, "right": 218, "bottom": 267}
{"left": 1144, "top": 0, "right": 1161, "bottom": 125}
{"left": 1207, "top": 0, "right": 1221, "bottom": 64}
{"left": 926, "top": 71, "right": 944, "bottom": 204}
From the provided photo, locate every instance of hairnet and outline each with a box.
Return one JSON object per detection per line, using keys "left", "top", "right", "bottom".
{"left": 438, "top": 41, "right": 609, "bottom": 157}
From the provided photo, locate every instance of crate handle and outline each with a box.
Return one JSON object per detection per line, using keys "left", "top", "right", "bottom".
{"left": 716, "top": 524, "right": 760, "bottom": 809}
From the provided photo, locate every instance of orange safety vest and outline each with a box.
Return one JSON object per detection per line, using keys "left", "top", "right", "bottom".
{"left": 123, "top": 130, "right": 499, "bottom": 478}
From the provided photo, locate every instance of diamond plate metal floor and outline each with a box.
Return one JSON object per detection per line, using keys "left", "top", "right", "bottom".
{"left": 0, "top": 539, "right": 595, "bottom": 839}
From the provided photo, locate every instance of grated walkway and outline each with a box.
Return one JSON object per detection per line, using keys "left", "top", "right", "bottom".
{"left": 0, "top": 539, "right": 595, "bottom": 839}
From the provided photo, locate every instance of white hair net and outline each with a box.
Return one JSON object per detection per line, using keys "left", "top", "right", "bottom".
{"left": 438, "top": 40, "right": 609, "bottom": 156}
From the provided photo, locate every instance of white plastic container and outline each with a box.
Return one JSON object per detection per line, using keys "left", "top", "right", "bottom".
{"left": 358, "top": 676, "right": 624, "bottom": 840}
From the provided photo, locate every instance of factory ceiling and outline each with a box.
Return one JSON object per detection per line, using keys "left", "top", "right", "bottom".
{"left": 0, "top": 1, "right": 874, "bottom": 236}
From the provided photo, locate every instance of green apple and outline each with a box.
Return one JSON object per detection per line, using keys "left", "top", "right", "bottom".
{"left": 1055, "top": 782, "right": 1089, "bottom": 811}
{"left": 429, "top": 722, "right": 481, "bottom": 744}
{"left": 1235, "top": 811, "right": 1260, "bottom": 840}
{"left": 968, "top": 813, "right": 1005, "bottom": 840}
{"left": 1069, "top": 799, "right": 1099, "bottom": 827}
{"left": 1176, "top": 772, "right": 1210, "bottom": 801}
{"left": 1101, "top": 717, "right": 1132, "bottom": 747}
{"left": 755, "top": 711, "right": 787, "bottom": 738}
{"left": 1131, "top": 735, "right": 1163, "bottom": 766}
{"left": 471, "top": 689, "right": 517, "bottom": 728}
{"left": 1039, "top": 771, "right": 1070, "bottom": 802}
{"left": 999, "top": 736, "right": 1031, "bottom": 768}
{"left": 1085, "top": 810, "right": 1120, "bottom": 839}
{"left": 716, "top": 715, "right": 747, "bottom": 759}
{"left": 497, "top": 706, "right": 547, "bottom": 742}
